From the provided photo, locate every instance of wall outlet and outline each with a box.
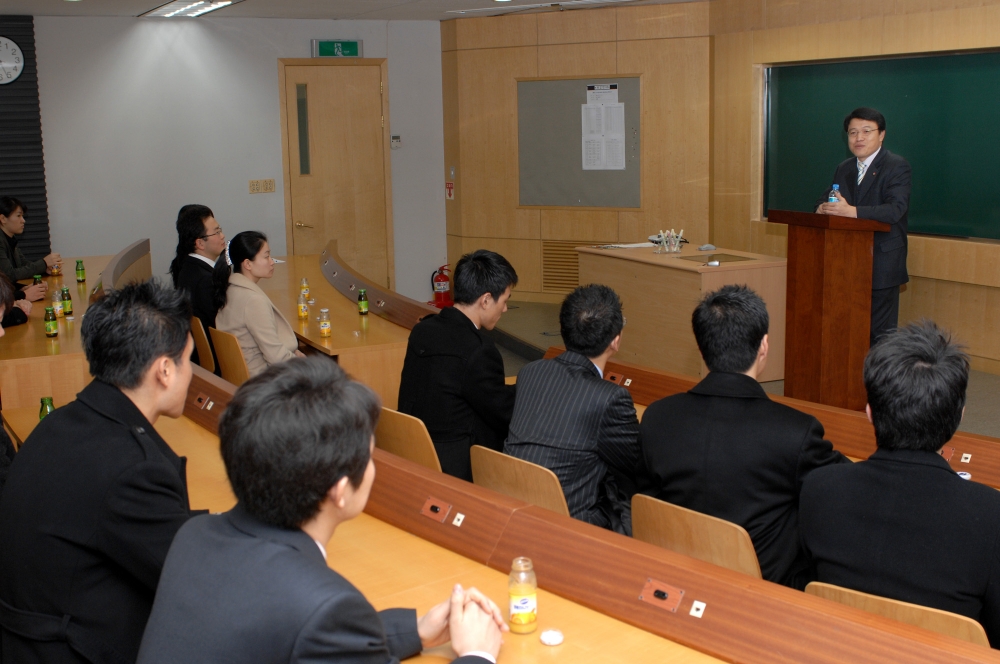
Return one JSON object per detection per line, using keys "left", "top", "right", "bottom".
{"left": 249, "top": 179, "right": 276, "bottom": 194}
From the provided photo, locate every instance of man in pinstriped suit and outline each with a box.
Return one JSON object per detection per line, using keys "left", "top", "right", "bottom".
{"left": 504, "top": 285, "right": 642, "bottom": 536}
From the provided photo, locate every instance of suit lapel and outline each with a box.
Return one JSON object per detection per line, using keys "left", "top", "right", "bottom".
{"left": 856, "top": 149, "right": 887, "bottom": 206}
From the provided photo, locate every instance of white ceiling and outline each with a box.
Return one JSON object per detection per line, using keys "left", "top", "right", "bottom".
{"left": 0, "top": 0, "right": 681, "bottom": 21}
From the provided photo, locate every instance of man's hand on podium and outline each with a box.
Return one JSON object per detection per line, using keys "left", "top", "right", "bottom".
{"left": 817, "top": 190, "right": 857, "bottom": 218}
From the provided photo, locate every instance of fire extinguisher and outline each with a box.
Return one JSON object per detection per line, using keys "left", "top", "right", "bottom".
{"left": 431, "top": 264, "right": 453, "bottom": 308}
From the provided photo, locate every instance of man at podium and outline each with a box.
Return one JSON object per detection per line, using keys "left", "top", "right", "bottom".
{"left": 816, "top": 107, "right": 911, "bottom": 346}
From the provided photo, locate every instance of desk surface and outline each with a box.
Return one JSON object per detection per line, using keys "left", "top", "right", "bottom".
{"left": 258, "top": 255, "right": 410, "bottom": 356}
{"left": 577, "top": 244, "right": 786, "bottom": 274}
{"left": 0, "top": 255, "right": 112, "bottom": 361}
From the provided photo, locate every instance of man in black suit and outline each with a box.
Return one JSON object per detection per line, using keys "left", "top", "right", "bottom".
{"left": 169, "top": 204, "right": 225, "bottom": 372}
{"left": 800, "top": 322, "right": 1000, "bottom": 645}
{"left": 640, "top": 285, "right": 847, "bottom": 589}
{"left": 816, "top": 107, "right": 911, "bottom": 346}
{"left": 0, "top": 281, "right": 199, "bottom": 663}
{"left": 138, "top": 357, "right": 506, "bottom": 663}
{"left": 398, "top": 250, "right": 518, "bottom": 481}
{"left": 505, "top": 285, "right": 642, "bottom": 535}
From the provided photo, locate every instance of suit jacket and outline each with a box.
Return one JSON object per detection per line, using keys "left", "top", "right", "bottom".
{"left": 800, "top": 448, "right": 1000, "bottom": 645}
{"left": 137, "top": 506, "right": 490, "bottom": 664}
{"left": 398, "top": 306, "right": 515, "bottom": 481}
{"left": 816, "top": 148, "right": 911, "bottom": 289}
{"left": 504, "top": 351, "right": 642, "bottom": 534}
{"left": 216, "top": 272, "right": 298, "bottom": 378}
{"left": 0, "top": 231, "right": 46, "bottom": 282}
{"left": 174, "top": 254, "right": 219, "bottom": 373}
{"left": 0, "top": 381, "right": 197, "bottom": 664}
{"left": 640, "top": 372, "right": 847, "bottom": 589}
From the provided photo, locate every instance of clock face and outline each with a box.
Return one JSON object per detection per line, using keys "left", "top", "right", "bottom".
{"left": 0, "top": 37, "right": 24, "bottom": 86}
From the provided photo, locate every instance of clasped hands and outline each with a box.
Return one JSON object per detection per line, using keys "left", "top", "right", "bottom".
{"left": 417, "top": 584, "right": 508, "bottom": 659}
{"left": 816, "top": 189, "right": 858, "bottom": 218}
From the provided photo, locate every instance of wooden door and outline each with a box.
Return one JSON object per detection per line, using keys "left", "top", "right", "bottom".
{"left": 282, "top": 61, "right": 393, "bottom": 288}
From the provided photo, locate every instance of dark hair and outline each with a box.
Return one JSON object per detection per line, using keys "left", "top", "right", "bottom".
{"left": 82, "top": 280, "right": 192, "bottom": 389}
{"left": 864, "top": 321, "right": 968, "bottom": 453}
{"left": 559, "top": 284, "right": 624, "bottom": 358}
{"left": 452, "top": 250, "right": 518, "bottom": 305}
{"left": 0, "top": 196, "right": 26, "bottom": 218}
{"left": 220, "top": 357, "right": 381, "bottom": 529}
{"left": 692, "top": 285, "right": 769, "bottom": 374}
{"left": 843, "top": 107, "right": 886, "bottom": 133}
{"left": 0, "top": 273, "right": 15, "bottom": 315}
{"left": 212, "top": 231, "right": 267, "bottom": 311}
{"left": 169, "top": 204, "right": 214, "bottom": 287}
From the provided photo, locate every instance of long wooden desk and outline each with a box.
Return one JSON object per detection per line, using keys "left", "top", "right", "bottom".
{"left": 577, "top": 244, "right": 786, "bottom": 382}
{"left": 0, "top": 255, "right": 112, "bottom": 409}
{"left": 258, "top": 255, "right": 410, "bottom": 408}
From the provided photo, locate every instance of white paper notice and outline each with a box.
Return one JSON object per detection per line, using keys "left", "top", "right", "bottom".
{"left": 587, "top": 83, "right": 618, "bottom": 105}
{"left": 581, "top": 102, "right": 626, "bottom": 170}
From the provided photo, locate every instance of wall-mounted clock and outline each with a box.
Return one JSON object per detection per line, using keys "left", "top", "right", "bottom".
{"left": 0, "top": 37, "right": 24, "bottom": 85}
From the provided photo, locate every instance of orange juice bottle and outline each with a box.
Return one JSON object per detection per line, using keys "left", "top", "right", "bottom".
{"left": 508, "top": 556, "right": 537, "bottom": 634}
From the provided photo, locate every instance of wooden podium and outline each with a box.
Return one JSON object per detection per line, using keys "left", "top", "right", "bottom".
{"left": 768, "top": 210, "right": 890, "bottom": 411}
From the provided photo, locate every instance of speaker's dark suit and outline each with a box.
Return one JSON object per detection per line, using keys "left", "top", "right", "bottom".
{"left": 640, "top": 372, "right": 847, "bottom": 589}
{"left": 800, "top": 448, "right": 1000, "bottom": 646}
{"left": 504, "top": 351, "right": 642, "bottom": 534}
{"left": 137, "top": 506, "right": 491, "bottom": 664}
{"left": 817, "top": 148, "right": 911, "bottom": 343}
{"left": 0, "top": 380, "right": 197, "bottom": 664}
{"left": 174, "top": 254, "right": 219, "bottom": 372}
{"left": 398, "top": 306, "right": 515, "bottom": 481}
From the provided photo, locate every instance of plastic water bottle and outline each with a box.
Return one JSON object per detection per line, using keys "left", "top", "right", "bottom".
{"left": 828, "top": 184, "right": 840, "bottom": 203}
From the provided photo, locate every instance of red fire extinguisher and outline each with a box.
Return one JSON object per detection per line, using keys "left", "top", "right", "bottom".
{"left": 431, "top": 264, "right": 453, "bottom": 308}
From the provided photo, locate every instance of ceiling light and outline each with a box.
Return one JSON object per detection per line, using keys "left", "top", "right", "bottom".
{"left": 141, "top": 0, "right": 244, "bottom": 17}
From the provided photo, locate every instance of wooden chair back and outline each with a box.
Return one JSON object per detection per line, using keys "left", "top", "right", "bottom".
{"left": 374, "top": 408, "right": 442, "bottom": 473}
{"left": 805, "top": 582, "right": 990, "bottom": 647}
{"left": 469, "top": 445, "right": 569, "bottom": 516}
{"left": 208, "top": 328, "right": 250, "bottom": 386}
{"left": 631, "top": 494, "right": 762, "bottom": 579}
{"left": 189, "top": 317, "right": 215, "bottom": 374}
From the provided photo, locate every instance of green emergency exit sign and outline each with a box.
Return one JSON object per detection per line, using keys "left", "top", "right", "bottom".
{"left": 311, "top": 40, "right": 362, "bottom": 58}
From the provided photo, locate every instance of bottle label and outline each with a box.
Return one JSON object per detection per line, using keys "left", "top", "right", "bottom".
{"left": 76, "top": 270, "right": 86, "bottom": 283}
{"left": 509, "top": 593, "right": 537, "bottom": 625}
{"left": 358, "top": 301, "right": 368, "bottom": 314}
{"left": 45, "top": 320, "right": 58, "bottom": 336}
{"left": 319, "top": 321, "right": 331, "bottom": 337}
{"left": 298, "top": 304, "right": 309, "bottom": 318}
{"left": 63, "top": 300, "right": 73, "bottom": 315}
{"left": 300, "top": 285, "right": 310, "bottom": 296}
{"left": 53, "top": 301, "right": 63, "bottom": 317}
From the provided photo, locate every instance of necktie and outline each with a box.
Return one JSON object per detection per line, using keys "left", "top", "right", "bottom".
{"left": 857, "top": 161, "right": 866, "bottom": 185}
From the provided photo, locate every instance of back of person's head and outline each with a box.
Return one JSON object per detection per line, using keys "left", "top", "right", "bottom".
{"left": 864, "top": 321, "right": 968, "bottom": 453}
{"left": 82, "top": 280, "right": 192, "bottom": 389}
{"left": 692, "top": 285, "right": 769, "bottom": 373}
{"left": 452, "top": 250, "right": 518, "bottom": 305}
{"left": 0, "top": 196, "right": 25, "bottom": 218}
{"left": 0, "top": 273, "right": 15, "bottom": 334}
{"left": 843, "top": 107, "right": 886, "bottom": 132}
{"left": 169, "top": 204, "right": 215, "bottom": 287}
{"left": 559, "top": 284, "right": 624, "bottom": 358}
{"left": 211, "top": 230, "right": 267, "bottom": 311}
{"left": 220, "top": 357, "right": 381, "bottom": 529}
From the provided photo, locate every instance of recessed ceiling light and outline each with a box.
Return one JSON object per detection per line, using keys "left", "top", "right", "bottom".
{"left": 64, "top": 0, "right": 83, "bottom": 3}
{"left": 140, "top": 0, "right": 245, "bottom": 17}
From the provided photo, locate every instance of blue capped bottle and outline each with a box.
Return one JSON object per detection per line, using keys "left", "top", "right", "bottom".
{"left": 828, "top": 184, "right": 840, "bottom": 203}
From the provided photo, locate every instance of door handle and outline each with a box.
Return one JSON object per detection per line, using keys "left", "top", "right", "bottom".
{"left": 295, "top": 222, "right": 315, "bottom": 229}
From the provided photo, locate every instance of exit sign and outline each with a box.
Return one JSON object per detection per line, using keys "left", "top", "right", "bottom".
{"left": 311, "top": 40, "right": 363, "bottom": 58}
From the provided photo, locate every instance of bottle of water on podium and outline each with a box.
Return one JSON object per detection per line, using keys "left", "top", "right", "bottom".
{"left": 828, "top": 184, "right": 840, "bottom": 203}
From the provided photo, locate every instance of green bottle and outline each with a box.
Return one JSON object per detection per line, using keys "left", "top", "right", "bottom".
{"left": 39, "top": 396, "right": 55, "bottom": 420}
{"left": 61, "top": 286, "right": 73, "bottom": 316}
{"left": 75, "top": 260, "right": 86, "bottom": 283}
{"left": 44, "top": 306, "right": 58, "bottom": 337}
{"left": 32, "top": 275, "right": 42, "bottom": 286}
{"left": 358, "top": 288, "right": 369, "bottom": 315}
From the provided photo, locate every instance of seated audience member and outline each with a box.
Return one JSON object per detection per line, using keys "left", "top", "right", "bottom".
{"left": 138, "top": 357, "right": 506, "bottom": 663}
{"left": 0, "top": 273, "right": 30, "bottom": 328}
{"left": 800, "top": 321, "right": 1000, "bottom": 645}
{"left": 0, "top": 196, "right": 61, "bottom": 286}
{"left": 640, "top": 285, "right": 846, "bottom": 589}
{"left": 398, "top": 250, "right": 517, "bottom": 481}
{"left": 0, "top": 281, "right": 200, "bottom": 663}
{"left": 214, "top": 231, "right": 302, "bottom": 377}
{"left": 505, "top": 284, "right": 642, "bottom": 535}
{"left": 0, "top": 274, "right": 18, "bottom": 492}
{"left": 169, "top": 204, "right": 225, "bottom": 371}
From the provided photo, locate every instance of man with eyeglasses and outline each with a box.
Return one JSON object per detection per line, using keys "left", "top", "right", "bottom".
{"left": 816, "top": 107, "right": 911, "bottom": 346}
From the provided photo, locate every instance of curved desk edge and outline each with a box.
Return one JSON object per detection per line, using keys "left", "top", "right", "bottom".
{"left": 89, "top": 238, "right": 151, "bottom": 302}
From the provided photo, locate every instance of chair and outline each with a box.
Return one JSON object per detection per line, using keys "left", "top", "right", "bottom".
{"left": 208, "top": 328, "right": 250, "bottom": 386}
{"left": 469, "top": 445, "right": 569, "bottom": 516}
{"left": 374, "top": 408, "right": 442, "bottom": 473}
{"left": 805, "top": 582, "right": 990, "bottom": 647}
{"left": 189, "top": 317, "right": 215, "bottom": 374}
{"left": 631, "top": 494, "right": 762, "bottom": 579}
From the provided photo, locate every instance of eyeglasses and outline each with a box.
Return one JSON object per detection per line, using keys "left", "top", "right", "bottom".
{"left": 847, "top": 128, "right": 880, "bottom": 138}
{"left": 200, "top": 228, "right": 223, "bottom": 239}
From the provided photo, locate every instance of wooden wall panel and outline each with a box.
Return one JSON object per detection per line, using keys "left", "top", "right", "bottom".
{"left": 541, "top": 210, "right": 618, "bottom": 242}
{"left": 442, "top": 49, "right": 462, "bottom": 237}
{"left": 710, "top": 0, "right": 765, "bottom": 35}
{"left": 900, "top": 276, "right": 1000, "bottom": 364}
{"left": 441, "top": 19, "right": 457, "bottom": 52}
{"left": 750, "top": 220, "right": 789, "bottom": 257}
{"left": 537, "top": 6, "right": 616, "bottom": 45}
{"left": 908, "top": 235, "right": 1000, "bottom": 288}
{"left": 453, "top": 13, "right": 537, "bottom": 50}
{"left": 616, "top": 2, "right": 710, "bottom": 41}
{"left": 883, "top": 5, "right": 1000, "bottom": 53}
{"left": 617, "top": 37, "right": 711, "bottom": 246}
{"left": 460, "top": 236, "right": 542, "bottom": 292}
{"left": 752, "top": 19, "right": 884, "bottom": 63}
{"left": 446, "top": 234, "right": 463, "bottom": 274}
{"left": 537, "top": 42, "right": 617, "bottom": 77}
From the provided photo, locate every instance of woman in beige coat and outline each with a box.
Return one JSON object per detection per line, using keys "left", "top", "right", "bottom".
{"left": 213, "top": 231, "right": 303, "bottom": 377}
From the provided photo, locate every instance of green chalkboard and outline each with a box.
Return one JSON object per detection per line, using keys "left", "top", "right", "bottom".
{"left": 764, "top": 52, "right": 1000, "bottom": 240}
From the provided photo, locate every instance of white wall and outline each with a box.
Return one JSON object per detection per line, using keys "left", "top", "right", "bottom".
{"left": 34, "top": 16, "right": 446, "bottom": 301}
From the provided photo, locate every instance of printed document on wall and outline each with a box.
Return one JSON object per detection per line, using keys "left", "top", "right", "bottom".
{"left": 582, "top": 103, "right": 626, "bottom": 170}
